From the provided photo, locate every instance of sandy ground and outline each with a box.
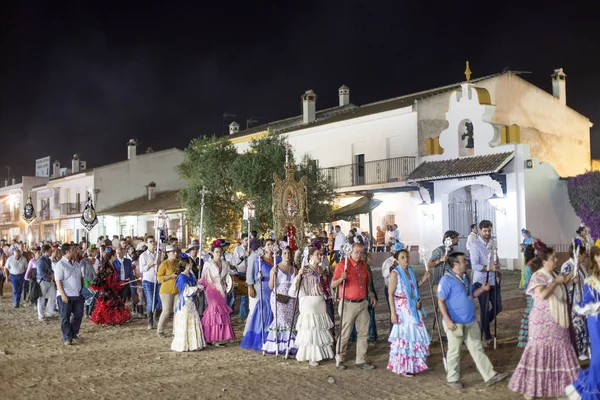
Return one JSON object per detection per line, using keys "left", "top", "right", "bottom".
{"left": 0, "top": 267, "right": 567, "bottom": 400}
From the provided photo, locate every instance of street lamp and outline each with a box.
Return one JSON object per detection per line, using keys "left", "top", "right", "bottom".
{"left": 487, "top": 193, "right": 506, "bottom": 215}
{"left": 198, "top": 186, "right": 210, "bottom": 247}
{"left": 243, "top": 201, "right": 256, "bottom": 237}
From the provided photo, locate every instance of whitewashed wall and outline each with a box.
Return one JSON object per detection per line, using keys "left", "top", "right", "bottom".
{"left": 94, "top": 149, "right": 185, "bottom": 211}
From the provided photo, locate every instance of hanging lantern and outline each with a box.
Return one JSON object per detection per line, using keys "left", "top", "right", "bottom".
{"left": 80, "top": 193, "right": 98, "bottom": 231}
{"left": 22, "top": 194, "right": 36, "bottom": 225}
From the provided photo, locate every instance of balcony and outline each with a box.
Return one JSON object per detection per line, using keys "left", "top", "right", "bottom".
{"left": 320, "top": 156, "right": 416, "bottom": 189}
{"left": 60, "top": 202, "right": 85, "bottom": 216}
{"left": 0, "top": 212, "right": 15, "bottom": 224}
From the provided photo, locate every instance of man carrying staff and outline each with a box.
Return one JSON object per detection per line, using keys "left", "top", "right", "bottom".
{"left": 438, "top": 252, "right": 508, "bottom": 389}
{"left": 469, "top": 220, "right": 502, "bottom": 346}
{"left": 332, "top": 242, "right": 377, "bottom": 370}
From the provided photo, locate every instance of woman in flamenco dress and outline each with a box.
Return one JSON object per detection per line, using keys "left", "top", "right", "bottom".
{"left": 89, "top": 247, "right": 131, "bottom": 325}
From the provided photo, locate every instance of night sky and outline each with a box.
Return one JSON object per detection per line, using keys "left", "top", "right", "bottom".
{"left": 1, "top": 1, "right": 598, "bottom": 180}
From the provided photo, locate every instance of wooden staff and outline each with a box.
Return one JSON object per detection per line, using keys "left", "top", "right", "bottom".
{"left": 335, "top": 242, "right": 351, "bottom": 368}
{"left": 493, "top": 243, "right": 499, "bottom": 350}
{"left": 274, "top": 259, "right": 279, "bottom": 357}
{"left": 258, "top": 250, "right": 266, "bottom": 356}
{"left": 419, "top": 246, "right": 447, "bottom": 371}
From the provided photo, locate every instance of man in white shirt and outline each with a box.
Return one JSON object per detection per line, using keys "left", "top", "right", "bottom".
{"left": 466, "top": 224, "right": 478, "bottom": 256}
{"left": 393, "top": 224, "right": 402, "bottom": 244}
{"left": 6, "top": 249, "right": 28, "bottom": 308}
{"left": 333, "top": 225, "right": 346, "bottom": 263}
{"left": 54, "top": 244, "right": 84, "bottom": 346}
{"left": 244, "top": 250, "right": 259, "bottom": 333}
{"left": 139, "top": 237, "right": 162, "bottom": 330}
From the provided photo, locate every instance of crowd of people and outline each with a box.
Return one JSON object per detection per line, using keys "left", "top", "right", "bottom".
{"left": 0, "top": 222, "right": 598, "bottom": 399}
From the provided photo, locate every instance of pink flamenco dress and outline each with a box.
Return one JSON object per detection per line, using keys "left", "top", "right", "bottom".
{"left": 199, "top": 258, "right": 235, "bottom": 343}
{"left": 89, "top": 263, "right": 131, "bottom": 325}
{"left": 387, "top": 266, "right": 430, "bottom": 375}
{"left": 509, "top": 269, "right": 580, "bottom": 398}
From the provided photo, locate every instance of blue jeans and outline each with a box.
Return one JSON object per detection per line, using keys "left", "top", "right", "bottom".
{"left": 227, "top": 291, "right": 235, "bottom": 312}
{"left": 239, "top": 295, "right": 249, "bottom": 320}
{"left": 142, "top": 280, "right": 162, "bottom": 313}
{"left": 10, "top": 273, "right": 25, "bottom": 307}
{"left": 57, "top": 295, "right": 84, "bottom": 342}
{"left": 472, "top": 282, "right": 503, "bottom": 340}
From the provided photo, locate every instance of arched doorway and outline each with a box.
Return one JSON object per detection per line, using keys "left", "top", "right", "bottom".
{"left": 447, "top": 184, "right": 497, "bottom": 253}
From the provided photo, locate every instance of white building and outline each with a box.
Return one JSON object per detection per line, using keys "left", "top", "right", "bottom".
{"left": 0, "top": 176, "right": 49, "bottom": 241}
{"left": 31, "top": 141, "right": 185, "bottom": 243}
{"left": 229, "top": 68, "right": 591, "bottom": 267}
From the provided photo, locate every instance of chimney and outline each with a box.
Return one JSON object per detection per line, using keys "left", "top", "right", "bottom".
{"left": 146, "top": 182, "right": 156, "bottom": 200}
{"left": 79, "top": 160, "right": 87, "bottom": 170}
{"left": 302, "top": 90, "right": 317, "bottom": 124}
{"left": 71, "top": 154, "right": 80, "bottom": 173}
{"left": 229, "top": 121, "right": 240, "bottom": 135}
{"left": 127, "top": 139, "right": 137, "bottom": 160}
{"left": 11, "top": 178, "right": 15, "bottom": 185}
{"left": 551, "top": 68, "right": 566, "bottom": 105}
{"left": 4, "top": 179, "right": 7, "bottom": 187}
{"left": 338, "top": 85, "right": 350, "bottom": 106}
{"left": 52, "top": 160, "right": 60, "bottom": 178}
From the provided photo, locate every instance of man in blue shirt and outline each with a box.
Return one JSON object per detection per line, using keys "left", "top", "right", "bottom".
{"left": 437, "top": 252, "right": 507, "bottom": 389}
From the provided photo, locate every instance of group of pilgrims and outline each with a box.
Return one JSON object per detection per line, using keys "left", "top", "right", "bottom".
{"left": 2, "top": 220, "right": 599, "bottom": 400}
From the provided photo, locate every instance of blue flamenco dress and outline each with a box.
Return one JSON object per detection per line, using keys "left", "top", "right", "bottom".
{"left": 240, "top": 256, "right": 280, "bottom": 352}
{"left": 566, "top": 275, "right": 600, "bottom": 400}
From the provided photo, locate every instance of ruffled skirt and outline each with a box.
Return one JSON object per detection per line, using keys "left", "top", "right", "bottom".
{"left": 509, "top": 301, "right": 580, "bottom": 397}
{"left": 262, "top": 293, "right": 297, "bottom": 355}
{"left": 201, "top": 286, "right": 235, "bottom": 343}
{"left": 387, "top": 302, "right": 430, "bottom": 375}
{"left": 171, "top": 301, "right": 206, "bottom": 352}
{"left": 241, "top": 289, "right": 273, "bottom": 352}
{"left": 90, "top": 298, "right": 131, "bottom": 325}
{"left": 294, "top": 296, "right": 334, "bottom": 362}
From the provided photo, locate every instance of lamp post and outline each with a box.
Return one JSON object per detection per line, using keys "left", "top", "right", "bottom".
{"left": 198, "top": 186, "right": 210, "bottom": 248}
{"left": 243, "top": 201, "right": 256, "bottom": 238}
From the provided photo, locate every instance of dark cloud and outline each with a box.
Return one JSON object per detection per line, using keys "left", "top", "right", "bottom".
{"left": 0, "top": 0, "right": 598, "bottom": 179}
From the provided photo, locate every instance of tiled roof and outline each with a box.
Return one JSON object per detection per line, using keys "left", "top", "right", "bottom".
{"left": 99, "top": 190, "right": 183, "bottom": 215}
{"left": 229, "top": 71, "right": 514, "bottom": 140}
{"left": 228, "top": 103, "right": 358, "bottom": 139}
{"left": 406, "top": 152, "right": 514, "bottom": 182}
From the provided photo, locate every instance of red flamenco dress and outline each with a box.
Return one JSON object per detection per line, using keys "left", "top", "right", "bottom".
{"left": 89, "top": 263, "right": 131, "bottom": 325}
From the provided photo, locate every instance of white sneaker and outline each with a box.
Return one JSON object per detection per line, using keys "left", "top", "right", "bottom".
{"left": 578, "top": 355, "right": 589, "bottom": 361}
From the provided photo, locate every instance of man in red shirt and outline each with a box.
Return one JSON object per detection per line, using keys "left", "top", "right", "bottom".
{"left": 332, "top": 242, "right": 377, "bottom": 370}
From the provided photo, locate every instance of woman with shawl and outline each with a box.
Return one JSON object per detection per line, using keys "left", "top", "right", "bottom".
{"left": 509, "top": 241, "right": 580, "bottom": 399}
{"left": 387, "top": 249, "right": 431, "bottom": 377}
{"left": 171, "top": 254, "right": 206, "bottom": 352}
{"left": 199, "top": 240, "right": 235, "bottom": 346}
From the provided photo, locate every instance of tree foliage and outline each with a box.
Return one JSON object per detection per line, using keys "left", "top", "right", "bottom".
{"left": 296, "top": 153, "right": 337, "bottom": 225}
{"left": 231, "top": 135, "right": 288, "bottom": 232}
{"left": 177, "top": 135, "right": 241, "bottom": 240}
{"left": 178, "top": 133, "right": 337, "bottom": 241}
{"left": 567, "top": 171, "right": 600, "bottom": 239}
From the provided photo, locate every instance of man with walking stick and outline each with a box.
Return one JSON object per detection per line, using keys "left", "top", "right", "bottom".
{"left": 470, "top": 220, "right": 502, "bottom": 346}
{"left": 139, "top": 237, "right": 162, "bottom": 330}
{"left": 438, "top": 252, "right": 508, "bottom": 389}
{"left": 332, "top": 242, "right": 377, "bottom": 371}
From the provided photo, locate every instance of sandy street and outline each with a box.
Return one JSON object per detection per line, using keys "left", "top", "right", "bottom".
{"left": 0, "top": 269, "right": 556, "bottom": 400}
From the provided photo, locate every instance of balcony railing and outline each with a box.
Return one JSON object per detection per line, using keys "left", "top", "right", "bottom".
{"left": 320, "top": 156, "right": 416, "bottom": 188}
{"left": 0, "top": 212, "right": 15, "bottom": 224}
{"left": 60, "top": 202, "right": 85, "bottom": 216}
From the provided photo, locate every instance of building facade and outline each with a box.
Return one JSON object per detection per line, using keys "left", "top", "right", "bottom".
{"left": 31, "top": 142, "right": 185, "bottom": 243}
{"left": 228, "top": 67, "right": 591, "bottom": 268}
